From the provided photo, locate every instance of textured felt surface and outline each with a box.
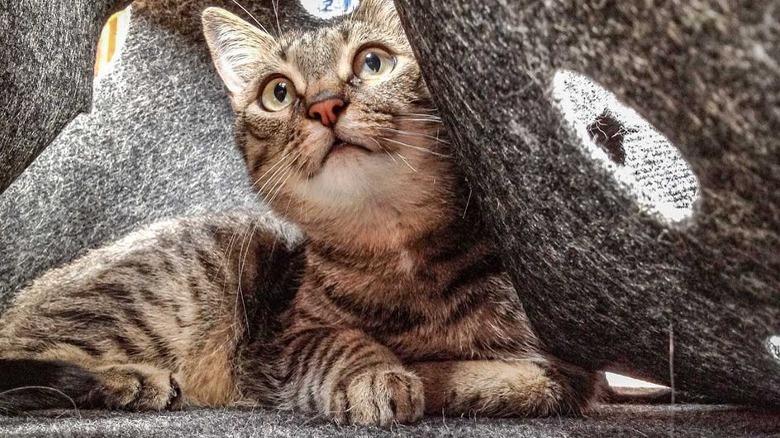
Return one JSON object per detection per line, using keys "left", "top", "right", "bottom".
{"left": 0, "top": 0, "right": 132, "bottom": 194}
{"left": 133, "top": 0, "right": 321, "bottom": 40}
{"left": 2, "top": 405, "right": 779, "bottom": 438}
{"left": 0, "top": 6, "right": 263, "bottom": 311}
{"left": 393, "top": 0, "right": 780, "bottom": 406}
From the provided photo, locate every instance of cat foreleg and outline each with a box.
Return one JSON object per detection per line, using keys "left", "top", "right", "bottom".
{"left": 410, "top": 359, "right": 597, "bottom": 417}
{"left": 280, "top": 327, "right": 424, "bottom": 426}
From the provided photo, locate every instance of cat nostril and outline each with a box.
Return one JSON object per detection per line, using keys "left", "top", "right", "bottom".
{"left": 308, "top": 98, "right": 346, "bottom": 127}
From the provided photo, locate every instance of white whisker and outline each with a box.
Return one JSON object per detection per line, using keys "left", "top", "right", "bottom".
{"left": 219, "top": 220, "right": 251, "bottom": 321}
{"left": 402, "top": 111, "right": 440, "bottom": 117}
{"left": 370, "top": 137, "right": 398, "bottom": 163}
{"left": 266, "top": 161, "right": 298, "bottom": 206}
{"left": 396, "top": 118, "right": 443, "bottom": 124}
{"left": 463, "top": 187, "right": 472, "bottom": 218}
{"left": 378, "top": 127, "right": 450, "bottom": 144}
{"left": 250, "top": 149, "right": 299, "bottom": 191}
{"left": 397, "top": 114, "right": 441, "bottom": 120}
{"left": 256, "top": 151, "right": 301, "bottom": 197}
{"left": 229, "top": 0, "right": 270, "bottom": 34}
{"left": 399, "top": 111, "right": 441, "bottom": 117}
{"left": 235, "top": 221, "right": 256, "bottom": 335}
{"left": 395, "top": 152, "right": 418, "bottom": 172}
{"left": 378, "top": 136, "right": 451, "bottom": 158}
{"left": 0, "top": 386, "right": 81, "bottom": 417}
{"left": 271, "top": 0, "right": 282, "bottom": 36}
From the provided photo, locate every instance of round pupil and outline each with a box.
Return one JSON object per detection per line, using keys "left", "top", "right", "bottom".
{"left": 273, "top": 82, "right": 288, "bottom": 102}
{"left": 365, "top": 52, "right": 382, "bottom": 73}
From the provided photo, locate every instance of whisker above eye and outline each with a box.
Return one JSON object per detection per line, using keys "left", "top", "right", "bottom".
{"left": 229, "top": 0, "right": 270, "bottom": 34}
{"left": 271, "top": 0, "right": 282, "bottom": 36}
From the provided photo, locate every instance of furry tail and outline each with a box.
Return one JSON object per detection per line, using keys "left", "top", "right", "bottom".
{"left": 0, "top": 359, "right": 102, "bottom": 413}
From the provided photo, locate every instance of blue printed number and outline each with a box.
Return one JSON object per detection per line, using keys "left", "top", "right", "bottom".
{"left": 320, "top": 0, "right": 353, "bottom": 13}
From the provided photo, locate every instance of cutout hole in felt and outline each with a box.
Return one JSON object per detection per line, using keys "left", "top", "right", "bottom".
{"left": 768, "top": 336, "right": 780, "bottom": 363}
{"left": 605, "top": 372, "right": 665, "bottom": 389}
{"left": 552, "top": 69, "right": 700, "bottom": 225}
{"left": 587, "top": 112, "right": 626, "bottom": 166}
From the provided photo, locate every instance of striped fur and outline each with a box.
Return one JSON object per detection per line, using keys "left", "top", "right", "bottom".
{"left": 0, "top": 0, "right": 598, "bottom": 426}
{"left": 0, "top": 213, "right": 300, "bottom": 410}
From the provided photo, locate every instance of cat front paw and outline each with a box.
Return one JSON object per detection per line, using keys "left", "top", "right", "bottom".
{"left": 330, "top": 367, "right": 424, "bottom": 427}
{"left": 95, "top": 364, "right": 182, "bottom": 411}
{"left": 415, "top": 359, "right": 595, "bottom": 418}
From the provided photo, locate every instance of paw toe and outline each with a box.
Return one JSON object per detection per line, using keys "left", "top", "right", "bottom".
{"left": 345, "top": 368, "right": 424, "bottom": 427}
{"left": 97, "top": 365, "right": 181, "bottom": 411}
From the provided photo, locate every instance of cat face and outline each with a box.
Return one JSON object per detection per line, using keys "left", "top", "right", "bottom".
{"left": 203, "top": 0, "right": 455, "bottom": 243}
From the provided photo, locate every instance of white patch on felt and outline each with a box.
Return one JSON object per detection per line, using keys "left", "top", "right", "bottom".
{"left": 552, "top": 69, "right": 700, "bottom": 226}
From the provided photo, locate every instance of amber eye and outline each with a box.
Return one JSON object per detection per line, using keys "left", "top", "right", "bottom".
{"left": 353, "top": 47, "right": 396, "bottom": 80}
{"left": 260, "top": 77, "right": 296, "bottom": 111}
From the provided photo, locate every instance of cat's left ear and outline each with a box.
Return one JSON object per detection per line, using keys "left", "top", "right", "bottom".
{"left": 202, "top": 7, "right": 275, "bottom": 102}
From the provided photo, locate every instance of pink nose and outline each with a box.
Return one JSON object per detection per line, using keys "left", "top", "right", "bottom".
{"left": 308, "top": 98, "right": 345, "bottom": 127}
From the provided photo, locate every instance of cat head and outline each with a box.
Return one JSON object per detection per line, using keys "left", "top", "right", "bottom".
{"left": 203, "top": 0, "right": 457, "bottom": 248}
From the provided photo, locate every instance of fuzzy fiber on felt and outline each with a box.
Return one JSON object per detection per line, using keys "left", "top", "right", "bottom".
{"left": 393, "top": 0, "right": 780, "bottom": 406}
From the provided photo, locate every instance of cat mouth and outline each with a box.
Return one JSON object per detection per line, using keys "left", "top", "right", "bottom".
{"left": 323, "top": 140, "right": 373, "bottom": 163}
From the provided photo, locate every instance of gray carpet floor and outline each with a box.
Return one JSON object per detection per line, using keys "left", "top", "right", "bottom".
{"left": 1, "top": 405, "right": 778, "bottom": 437}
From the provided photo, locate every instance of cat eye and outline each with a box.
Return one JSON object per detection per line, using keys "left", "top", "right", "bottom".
{"left": 353, "top": 47, "right": 396, "bottom": 80}
{"left": 260, "top": 77, "right": 296, "bottom": 111}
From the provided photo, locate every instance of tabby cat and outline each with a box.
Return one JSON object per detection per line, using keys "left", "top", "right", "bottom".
{"left": 0, "top": 0, "right": 597, "bottom": 426}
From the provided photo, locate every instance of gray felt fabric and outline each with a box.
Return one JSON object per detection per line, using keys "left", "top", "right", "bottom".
{"left": 0, "top": 0, "right": 132, "bottom": 194}
{"left": 2, "top": 405, "right": 779, "bottom": 438}
{"left": 0, "top": 6, "right": 262, "bottom": 311}
{"left": 393, "top": 0, "right": 780, "bottom": 406}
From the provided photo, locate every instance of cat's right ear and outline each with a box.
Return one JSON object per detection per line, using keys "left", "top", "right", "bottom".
{"left": 202, "top": 7, "right": 274, "bottom": 105}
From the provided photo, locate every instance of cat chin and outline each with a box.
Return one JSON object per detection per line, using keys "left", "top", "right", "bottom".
{"left": 297, "top": 158, "right": 401, "bottom": 205}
